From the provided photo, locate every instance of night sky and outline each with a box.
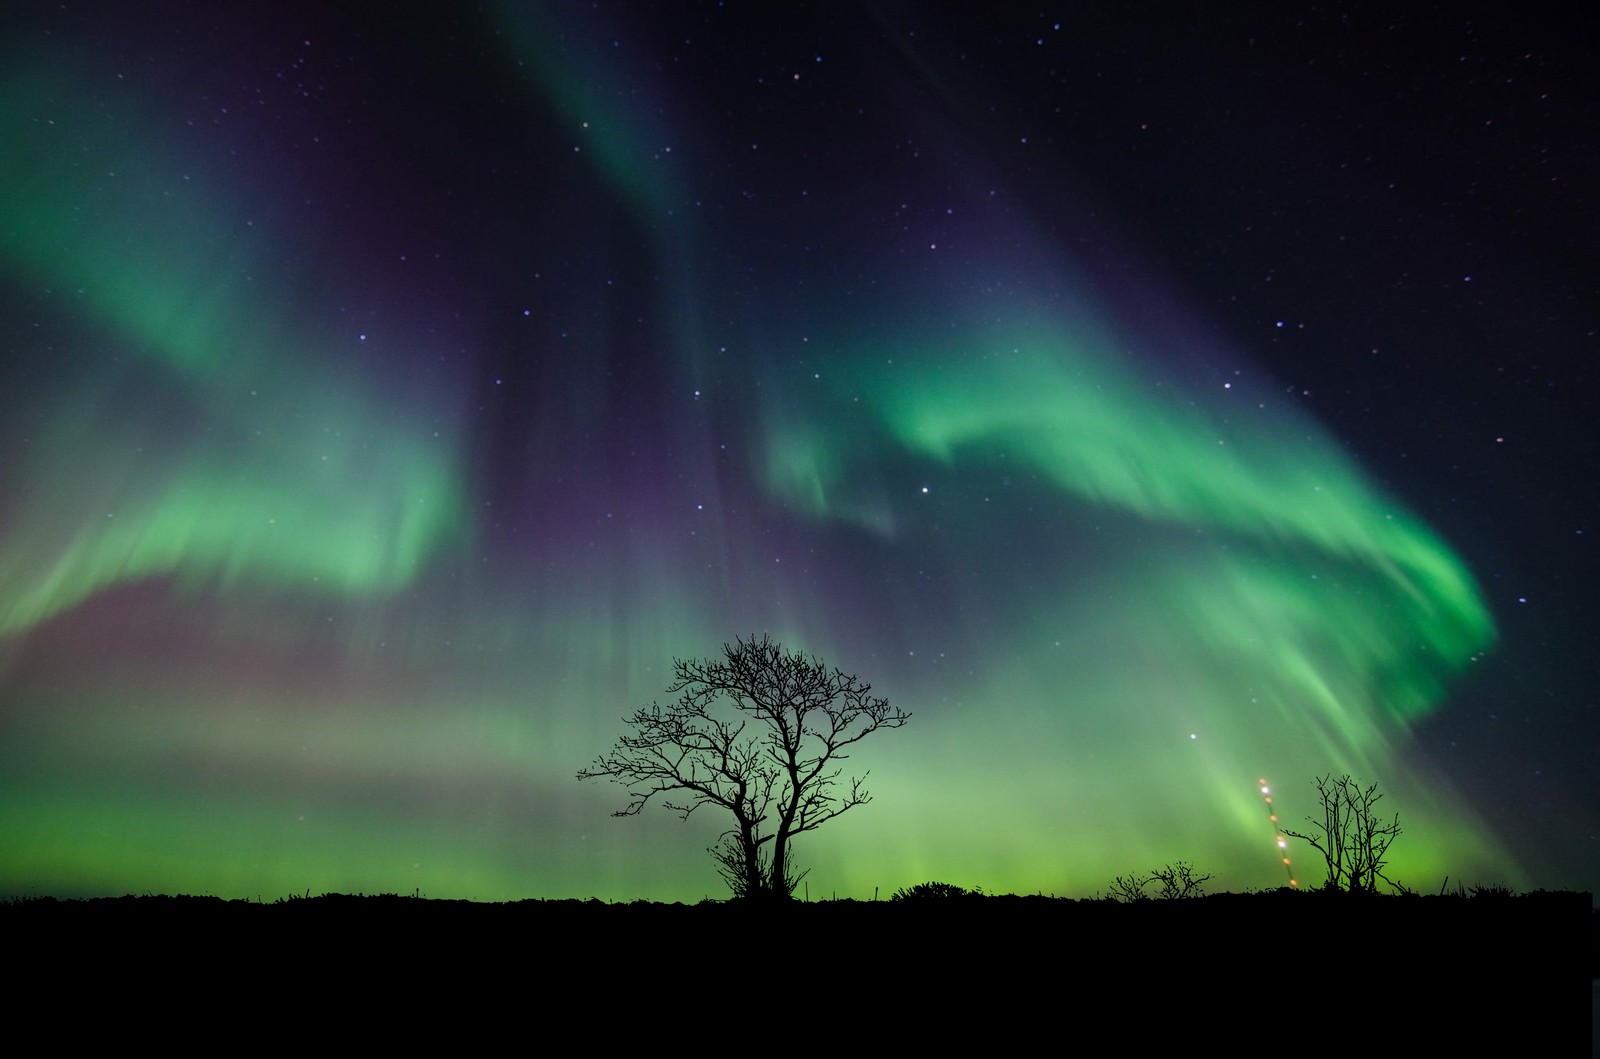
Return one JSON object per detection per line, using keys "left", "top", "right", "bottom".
{"left": 1, "top": 3, "right": 1593, "bottom": 902}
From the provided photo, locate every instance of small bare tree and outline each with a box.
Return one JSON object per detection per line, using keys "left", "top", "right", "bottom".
{"left": 1106, "top": 872, "right": 1151, "bottom": 903}
{"left": 1282, "top": 774, "right": 1402, "bottom": 893}
{"left": 578, "top": 635, "right": 909, "bottom": 900}
{"left": 1108, "top": 861, "right": 1213, "bottom": 902}
{"left": 1149, "top": 860, "right": 1213, "bottom": 900}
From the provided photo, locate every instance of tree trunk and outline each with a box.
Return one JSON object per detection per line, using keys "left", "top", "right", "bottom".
{"left": 743, "top": 830, "right": 762, "bottom": 898}
{"left": 768, "top": 833, "right": 788, "bottom": 899}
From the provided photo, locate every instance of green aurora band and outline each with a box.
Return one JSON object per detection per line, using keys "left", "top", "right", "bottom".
{"left": 0, "top": 52, "right": 469, "bottom": 635}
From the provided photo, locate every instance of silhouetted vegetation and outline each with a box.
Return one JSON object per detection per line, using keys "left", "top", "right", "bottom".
{"left": 1107, "top": 861, "right": 1213, "bottom": 901}
{"left": 1107, "top": 872, "right": 1151, "bottom": 902}
{"left": 1150, "top": 860, "right": 1213, "bottom": 899}
{"left": 1282, "top": 774, "right": 1402, "bottom": 892}
{"left": 577, "top": 635, "right": 909, "bottom": 900}
{"left": 1438, "top": 877, "right": 1516, "bottom": 899}
{"left": 890, "top": 881, "right": 978, "bottom": 900}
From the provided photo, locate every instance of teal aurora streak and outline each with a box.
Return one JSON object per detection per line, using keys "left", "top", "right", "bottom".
{"left": 0, "top": 9, "right": 1523, "bottom": 900}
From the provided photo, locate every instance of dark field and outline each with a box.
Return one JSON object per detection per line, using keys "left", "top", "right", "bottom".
{"left": 8, "top": 889, "right": 1590, "bottom": 1050}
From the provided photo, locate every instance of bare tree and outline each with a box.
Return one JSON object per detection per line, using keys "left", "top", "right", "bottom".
{"left": 1281, "top": 774, "right": 1402, "bottom": 893}
{"left": 1107, "top": 861, "right": 1213, "bottom": 902}
{"left": 1149, "top": 860, "right": 1213, "bottom": 900}
{"left": 578, "top": 635, "right": 910, "bottom": 900}
{"left": 1106, "top": 873, "right": 1151, "bottom": 903}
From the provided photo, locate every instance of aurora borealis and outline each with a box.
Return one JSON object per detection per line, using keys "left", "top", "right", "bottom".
{"left": 2, "top": 3, "right": 1593, "bottom": 901}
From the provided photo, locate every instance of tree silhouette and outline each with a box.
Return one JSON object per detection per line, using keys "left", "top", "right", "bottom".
{"left": 1149, "top": 861, "right": 1213, "bottom": 900}
{"left": 1282, "top": 774, "right": 1402, "bottom": 892}
{"left": 578, "top": 635, "right": 910, "bottom": 900}
{"left": 1106, "top": 861, "right": 1213, "bottom": 902}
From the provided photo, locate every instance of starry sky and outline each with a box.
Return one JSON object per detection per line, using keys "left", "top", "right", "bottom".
{"left": 1, "top": 3, "right": 1594, "bottom": 902}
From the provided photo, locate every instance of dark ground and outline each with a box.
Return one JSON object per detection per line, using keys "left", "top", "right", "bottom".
{"left": 8, "top": 889, "right": 1590, "bottom": 1049}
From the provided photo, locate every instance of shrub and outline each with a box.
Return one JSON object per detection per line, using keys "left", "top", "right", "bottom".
{"left": 890, "top": 881, "right": 975, "bottom": 901}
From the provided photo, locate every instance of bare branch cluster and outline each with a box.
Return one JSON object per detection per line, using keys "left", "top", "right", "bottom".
{"left": 577, "top": 634, "right": 909, "bottom": 899}
{"left": 1149, "top": 860, "right": 1213, "bottom": 900}
{"left": 1107, "top": 861, "right": 1213, "bottom": 902}
{"left": 1281, "top": 773, "right": 1402, "bottom": 893}
{"left": 1107, "top": 873, "right": 1151, "bottom": 903}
